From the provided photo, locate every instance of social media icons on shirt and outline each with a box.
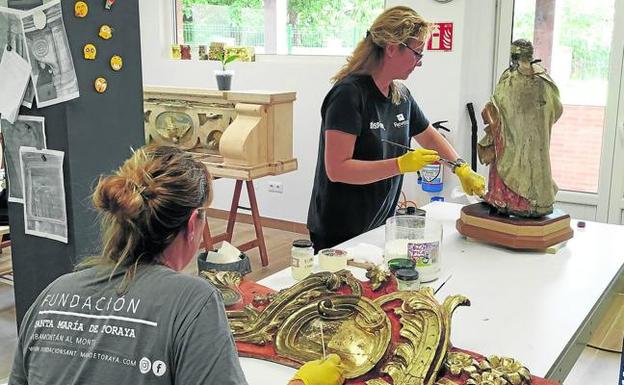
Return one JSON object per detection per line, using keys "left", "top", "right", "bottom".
{"left": 139, "top": 357, "right": 166, "bottom": 376}
{"left": 139, "top": 357, "right": 151, "bottom": 374}
{"left": 152, "top": 360, "right": 167, "bottom": 376}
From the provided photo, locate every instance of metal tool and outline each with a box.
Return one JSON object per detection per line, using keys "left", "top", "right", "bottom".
{"left": 381, "top": 139, "right": 460, "bottom": 168}
{"left": 434, "top": 273, "right": 453, "bottom": 295}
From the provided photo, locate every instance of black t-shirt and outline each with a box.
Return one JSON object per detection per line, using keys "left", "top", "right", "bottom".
{"left": 307, "top": 73, "right": 429, "bottom": 246}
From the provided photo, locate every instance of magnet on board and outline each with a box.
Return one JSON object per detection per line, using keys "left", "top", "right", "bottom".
{"left": 95, "top": 77, "right": 108, "bottom": 93}
{"left": 75, "top": 1, "right": 88, "bottom": 17}
{"left": 83, "top": 43, "right": 96, "bottom": 60}
{"left": 104, "top": 0, "right": 116, "bottom": 10}
{"left": 110, "top": 55, "right": 123, "bottom": 71}
{"left": 99, "top": 25, "right": 113, "bottom": 40}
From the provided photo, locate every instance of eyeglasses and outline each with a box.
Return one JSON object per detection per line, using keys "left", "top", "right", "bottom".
{"left": 401, "top": 43, "right": 424, "bottom": 61}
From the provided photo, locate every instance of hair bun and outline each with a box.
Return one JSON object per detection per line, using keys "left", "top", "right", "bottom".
{"left": 93, "top": 175, "right": 145, "bottom": 220}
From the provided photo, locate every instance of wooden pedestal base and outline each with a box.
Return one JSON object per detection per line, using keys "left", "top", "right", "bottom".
{"left": 456, "top": 203, "right": 574, "bottom": 250}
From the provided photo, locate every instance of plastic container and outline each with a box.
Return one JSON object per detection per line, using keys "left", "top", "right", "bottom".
{"left": 318, "top": 248, "right": 348, "bottom": 272}
{"left": 291, "top": 239, "right": 314, "bottom": 280}
{"left": 384, "top": 215, "right": 442, "bottom": 283}
{"left": 197, "top": 250, "right": 251, "bottom": 276}
{"left": 395, "top": 268, "right": 420, "bottom": 291}
{"left": 420, "top": 161, "right": 443, "bottom": 192}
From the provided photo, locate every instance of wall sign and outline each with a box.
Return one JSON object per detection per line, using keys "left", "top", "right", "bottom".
{"left": 427, "top": 22, "right": 453, "bottom": 51}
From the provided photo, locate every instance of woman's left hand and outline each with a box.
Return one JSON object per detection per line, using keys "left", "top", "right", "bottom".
{"left": 455, "top": 163, "right": 485, "bottom": 197}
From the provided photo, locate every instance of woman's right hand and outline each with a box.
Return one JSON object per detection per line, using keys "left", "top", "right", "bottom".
{"left": 396, "top": 148, "right": 440, "bottom": 173}
{"left": 289, "top": 354, "right": 345, "bottom": 385}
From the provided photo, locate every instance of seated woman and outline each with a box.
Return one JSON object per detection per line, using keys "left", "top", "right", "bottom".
{"left": 10, "top": 145, "right": 342, "bottom": 385}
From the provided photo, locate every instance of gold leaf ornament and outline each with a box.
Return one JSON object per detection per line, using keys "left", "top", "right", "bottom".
{"left": 479, "top": 356, "right": 531, "bottom": 385}
{"left": 444, "top": 351, "right": 479, "bottom": 377}
{"left": 466, "top": 371, "right": 509, "bottom": 385}
{"left": 365, "top": 265, "right": 391, "bottom": 291}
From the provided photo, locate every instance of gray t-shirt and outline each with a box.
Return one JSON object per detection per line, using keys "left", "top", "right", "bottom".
{"left": 10, "top": 264, "right": 248, "bottom": 385}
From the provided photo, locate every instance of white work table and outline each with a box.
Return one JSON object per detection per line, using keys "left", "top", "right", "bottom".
{"left": 239, "top": 202, "right": 624, "bottom": 384}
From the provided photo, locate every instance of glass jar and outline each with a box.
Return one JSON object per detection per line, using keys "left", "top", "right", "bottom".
{"left": 291, "top": 239, "right": 314, "bottom": 280}
{"left": 395, "top": 268, "right": 420, "bottom": 291}
{"left": 318, "top": 248, "right": 348, "bottom": 272}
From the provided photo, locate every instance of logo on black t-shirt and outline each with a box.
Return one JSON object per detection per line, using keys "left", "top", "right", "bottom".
{"left": 394, "top": 113, "right": 408, "bottom": 128}
{"left": 370, "top": 121, "right": 385, "bottom": 130}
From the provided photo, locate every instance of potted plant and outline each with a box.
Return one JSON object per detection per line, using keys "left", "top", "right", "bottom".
{"left": 214, "top": 53, "right": 239, "bottom": 91}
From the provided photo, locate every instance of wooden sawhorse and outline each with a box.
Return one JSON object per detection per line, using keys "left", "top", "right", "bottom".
{"left": 202, "top": 180, "right": 269, "bottom": 267}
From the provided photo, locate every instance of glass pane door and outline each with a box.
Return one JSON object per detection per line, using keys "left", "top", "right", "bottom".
{"left": 511, "top": 0, "right": 616, "bottom": 193}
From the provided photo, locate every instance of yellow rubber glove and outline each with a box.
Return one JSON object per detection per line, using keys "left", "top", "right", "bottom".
{"left": 396, "top": 149, "right": 440, "bottom": 173}
{"left": 290, "top": 354, "right": 345, "bottom": 385}
{"left": 454, "top": 163, "right": 485, "bottom": 197}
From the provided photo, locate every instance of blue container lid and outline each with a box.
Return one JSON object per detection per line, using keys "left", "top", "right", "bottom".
{"left": 430, "top": 196, "right": 445, "bottom": 202}
{"left": 422, "top": 183, "right": 443, "bottom": 192}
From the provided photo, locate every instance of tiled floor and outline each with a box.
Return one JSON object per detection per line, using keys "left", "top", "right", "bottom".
{"left": 0, "top": 217, "right": 621, "bottom": 384}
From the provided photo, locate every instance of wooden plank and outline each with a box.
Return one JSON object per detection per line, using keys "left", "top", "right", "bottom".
{"left": 225, "top": 91, "right": 296, "bottom": 104}
{"left": 203, "top": 159, "right": 298, "bottom": 180}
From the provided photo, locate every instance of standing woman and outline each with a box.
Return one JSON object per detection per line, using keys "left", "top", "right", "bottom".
{"left": 10, "top": 145, "right": 342, "bottom": 385}
{"left": 307, "top": 6, "right": 485, "bottom": 252}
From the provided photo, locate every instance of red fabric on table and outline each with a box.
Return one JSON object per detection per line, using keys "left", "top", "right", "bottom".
{"left": 231, "top": 278, "right": 560, "bottom": 385}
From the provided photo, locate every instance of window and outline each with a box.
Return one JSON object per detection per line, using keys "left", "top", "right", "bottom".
{"left": 512, "top": 0, "right": 615, "bottom": 193}
{"left": 174, "top": 0, "right": 385, "bottom": 55}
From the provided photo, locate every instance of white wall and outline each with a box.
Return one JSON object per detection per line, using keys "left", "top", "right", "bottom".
{"left": 139, "top": 0, "right": 498, "bottom": 224}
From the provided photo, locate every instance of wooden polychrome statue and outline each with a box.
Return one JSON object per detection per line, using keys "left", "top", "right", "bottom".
{"left": 478, "top": 39, "right": 563, "bottom": 218}
{"left": 456, "top": 39, "right": 573, "bottom": 251}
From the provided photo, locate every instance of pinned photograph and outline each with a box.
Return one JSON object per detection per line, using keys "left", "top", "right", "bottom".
{"left": 0, "top": 6, "right": 35, "bottom": 108}
{"left": 20, "top": 147, "right": 67, "bottom": 243}
{"left": 0, "top": 115, "right": 46, "bottom": 203}
{"left": 20, "top": 0, "right": 79, "bottom": 108}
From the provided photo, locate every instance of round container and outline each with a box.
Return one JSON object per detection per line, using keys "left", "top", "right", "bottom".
{"left": 384, "top": 215, "right": 442, "bottom": 283}
{"left": 387, "top": 258, "right": 416, "bottom": 273}
{"left": 318, "top": 248, "right": 348, "bottom": 272}
{"left": 197, "top": 250, "right": 251, "bottom": 276}
{"left": 395, "top": 268, "right": 420, "bottom": 291}
{"left": 291, "top": 239, "right": 314, "bottom": 280}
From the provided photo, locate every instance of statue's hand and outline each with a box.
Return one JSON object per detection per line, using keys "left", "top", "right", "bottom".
{"left": 455, "top": 163, "right": 485, "bottom": 197}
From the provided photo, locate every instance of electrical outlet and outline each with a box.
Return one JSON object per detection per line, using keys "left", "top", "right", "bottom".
{"left": 268, "top": 181, "right": 284, "bottom": 194}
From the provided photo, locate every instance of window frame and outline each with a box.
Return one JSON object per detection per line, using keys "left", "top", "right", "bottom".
{"left": 493, "top": 0, "right": 624, "bottom": 222}
{"left": 171, "top": 0, "right": 387, "bottom": 57}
